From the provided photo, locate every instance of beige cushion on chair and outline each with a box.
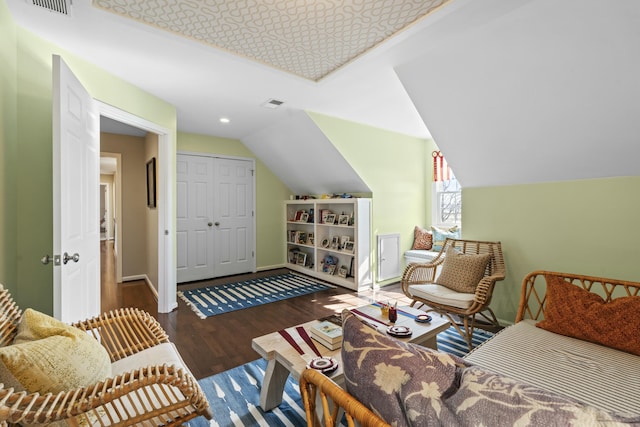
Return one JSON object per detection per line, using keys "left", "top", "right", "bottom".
{"left": 436, "top": 247, "right": 491, "bottom": 293}
{"left": 409, "top": 284, "right": 475, "bottom": 309}
{"left": 111, "top": 342, "right": 190, "bottom": 375}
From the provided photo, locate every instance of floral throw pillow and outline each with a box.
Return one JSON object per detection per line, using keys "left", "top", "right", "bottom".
{"left": 411, "top": 226, "right": 433, "bottom": 250}
{"left": 341, "top": 310, "right": 466, "bottom": 426}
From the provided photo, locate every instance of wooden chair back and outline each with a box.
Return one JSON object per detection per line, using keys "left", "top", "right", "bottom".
{"left": 300, "top": 369, "right": 390, "bottom": 427}
{"left": 432, "top": 238, "right": 506, "bottom": 282}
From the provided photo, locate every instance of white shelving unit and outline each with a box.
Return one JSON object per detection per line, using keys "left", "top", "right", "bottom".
{"left": 285, "top": 198, "right": 372, "bottom": 290}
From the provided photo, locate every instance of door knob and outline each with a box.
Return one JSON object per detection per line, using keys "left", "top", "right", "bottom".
{"left": 208, "top": 222, "right": 213, "bottom": 227}
{"left": 214, "top": 222, "right": 220, "bottom": 226}
{"left": 63, "top": 252, "right": 80, "bottom": 265}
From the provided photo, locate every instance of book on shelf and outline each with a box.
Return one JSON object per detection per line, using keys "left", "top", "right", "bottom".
{"left": 311, "top": 320, "right": 343, "bottom": 344}
{"left": 311, "top": 334, "right": 342, "bottom": 350}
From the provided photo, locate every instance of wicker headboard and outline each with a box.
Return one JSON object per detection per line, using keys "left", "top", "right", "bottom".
{"left": 516, "top": 270, "right": 640, "bottom": 322}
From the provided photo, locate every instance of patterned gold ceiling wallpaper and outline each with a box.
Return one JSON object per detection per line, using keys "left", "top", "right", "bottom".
{"left": 92, "top": 0, "right": 451, "bottom": 81}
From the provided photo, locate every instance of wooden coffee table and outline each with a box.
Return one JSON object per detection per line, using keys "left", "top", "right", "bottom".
{"left": 251, "top": 304, "right": 450, "bottom": 410}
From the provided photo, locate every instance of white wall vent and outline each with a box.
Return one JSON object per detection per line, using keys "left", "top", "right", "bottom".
{"left": 377, "top": 233, "right": 401, "bottom": 282}
{"left": 26, "top": 0, "right": 72, "bottom": 16}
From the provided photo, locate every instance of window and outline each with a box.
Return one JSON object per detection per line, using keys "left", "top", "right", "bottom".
{"left": 432, "top": 151, "right": 462, "bottom": 227}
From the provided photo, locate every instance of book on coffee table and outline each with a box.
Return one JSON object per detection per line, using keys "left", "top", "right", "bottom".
{"left": 311, "top": 333, "right": 342, "bottom": 350}
{"left": 311, "top": 320, "right": 342, "bottom": 342}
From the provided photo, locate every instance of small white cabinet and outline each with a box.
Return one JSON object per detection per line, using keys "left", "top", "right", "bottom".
{"left": 285, "top": 198, "right": 372, "bottom": 290}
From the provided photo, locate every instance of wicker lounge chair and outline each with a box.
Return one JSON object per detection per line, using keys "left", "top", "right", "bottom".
{"left": 401, "top": 238, "right": 505, "bottom": 350}
{"left": 0, "top": 284, "right": 212, "bottom": 426}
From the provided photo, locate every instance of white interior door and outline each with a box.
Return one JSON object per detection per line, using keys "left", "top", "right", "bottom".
{"left": 176, "top": 154, "right": 255, "bottom": 282}
{"left": 213, "top": 158, "right": 254, "bottom": 277}
{"left": 52, "top": 55, "right": 100, "bottom": 323}
{"left": 176, "top": 154, "right": 215, "bottom": 282}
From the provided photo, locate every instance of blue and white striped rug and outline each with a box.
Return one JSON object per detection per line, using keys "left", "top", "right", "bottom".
{"left": 178, "top": 273, "right": 335, "bottom": 318}
{"left": 187, "top": 326, "right": 493, "bottom": 426}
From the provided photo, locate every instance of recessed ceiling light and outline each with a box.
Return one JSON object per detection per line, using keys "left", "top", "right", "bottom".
{"left": 261, "top": 99, "right": 285, "bottom": 109}
{"left": 219, "top": 117, "right": 230, "bottom": 124}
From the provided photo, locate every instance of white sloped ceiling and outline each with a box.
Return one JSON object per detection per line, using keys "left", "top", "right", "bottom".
{"left": 395, "top": 0, "right": 640, "bottom": 188}
{"left": 241, "top": 110, "right": 370, "bottom": 196}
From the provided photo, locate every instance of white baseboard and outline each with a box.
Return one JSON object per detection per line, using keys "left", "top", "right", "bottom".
{"left": 257, "top": 263, "right": 287, "bottom": 271}
{"left": 122, "top": 274, "right": 158, "bottom": 299}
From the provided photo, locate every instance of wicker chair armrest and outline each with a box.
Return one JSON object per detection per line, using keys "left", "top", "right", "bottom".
{"left": 72, "top": 308, "right": 170, "bottom": 362}
{"left": 0, "top": 287, "right": 22, "bottom": 347}
{"left": 400, "top": 261, "right": 441, "bottom": 296}
{"left": 474, "top": 273, "right": 505, "bottom": 305}
{"left": 300, "top": 369, "right": 389, "bottom": 427}
{"left": 0, "top": 364, "right": 212, "bottom": 426}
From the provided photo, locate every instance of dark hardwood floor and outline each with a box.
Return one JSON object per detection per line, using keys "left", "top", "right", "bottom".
{"left": 100, "top": 241, "right": 411, "bottom": 380}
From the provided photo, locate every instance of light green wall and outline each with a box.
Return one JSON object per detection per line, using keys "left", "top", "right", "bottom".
{"left": 308, "top": 112, "right": 436, "bottom": 285}
{"left": 6, "top": 2, "right": 637, "bottom": 323}
{"left": 177, "top": 132, "right": 292, "bottom": 269}
{"left": 0, "top": 0, "right": 18, "bottom": 293}
{"left": 6, "top": 18, "right": 176, "bottom": 313}
{"left": 463, "top": 177, "right": 640, "bottom": 323}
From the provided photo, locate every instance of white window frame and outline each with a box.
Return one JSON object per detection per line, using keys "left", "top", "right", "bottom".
{"left": 432, "top": 174, "right": 462, "bottom": 228}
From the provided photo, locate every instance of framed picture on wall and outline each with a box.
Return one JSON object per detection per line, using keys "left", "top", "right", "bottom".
{"left": 146, "top": 157, "right": 156, "bottom": 208}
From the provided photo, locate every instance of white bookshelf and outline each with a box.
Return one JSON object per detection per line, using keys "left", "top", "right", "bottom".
{"left": 285, "top": 198, "right": 372, "bottom": 290}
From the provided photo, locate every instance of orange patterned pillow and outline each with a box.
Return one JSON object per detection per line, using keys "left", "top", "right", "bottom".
{"left": 536, "top": 275, "right": 640, "bottom": 356}
{"left": 412, "top": 226, "right": 433, "bottom": 250}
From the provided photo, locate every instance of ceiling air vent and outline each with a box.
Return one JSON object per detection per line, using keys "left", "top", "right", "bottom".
{"left": 26, "top": 0, "right": 72, "bottom": 16}
{"left": 261, "top": 99, "right": 285, "bottom": 109}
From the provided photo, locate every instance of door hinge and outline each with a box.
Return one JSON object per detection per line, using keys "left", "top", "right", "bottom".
{"left": 251, "top": 169, "right": 255, "bottom": 176}
{"left": 252, "top": 251, "right": 255, "bottom": 258}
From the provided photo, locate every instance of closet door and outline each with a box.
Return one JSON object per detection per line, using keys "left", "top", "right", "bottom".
{"left": 213, "top": 158, "right": 254, "bottom": 276}
{"left": 176, "top": 154, "right": 255, "bottom": 282}
{"left": 176, "top": 154, "right": 215, "bottom": 282}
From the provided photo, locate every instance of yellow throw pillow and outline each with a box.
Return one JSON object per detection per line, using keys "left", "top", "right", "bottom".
{"left": 436, "top": 247, "right": 491, "bottom": 293}
{"left": 0, "top": 309, "right": 111, "bottom": 394}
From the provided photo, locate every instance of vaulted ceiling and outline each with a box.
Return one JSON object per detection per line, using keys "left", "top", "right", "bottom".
{"left": 7, "top": 0, "right": 640, "bottom": 191}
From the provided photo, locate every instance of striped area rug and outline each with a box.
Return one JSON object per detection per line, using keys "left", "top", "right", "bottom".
{"left": 187, "top": 326, "right": 493, "bottom": 427}
{"left": 178, "top": 273, "right": 335, "bottom": 318}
